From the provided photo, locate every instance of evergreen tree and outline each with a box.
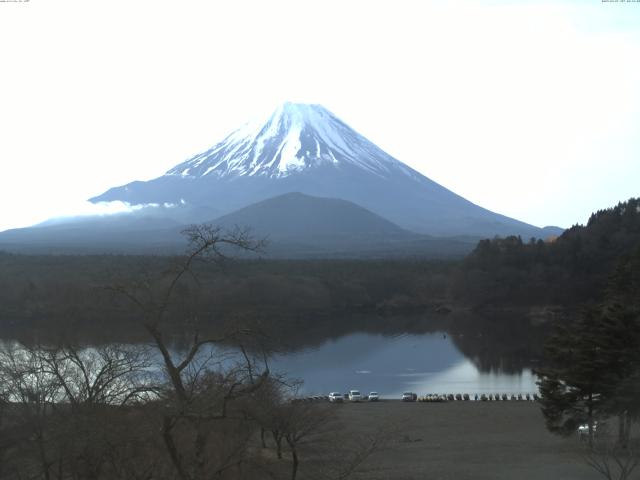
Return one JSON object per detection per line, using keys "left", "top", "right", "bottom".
{"left": 603, "top": 248, "right": 640, "bottom": 447}
{"left": 537, "top": 308, "right": 617, "bottom": 445}
{"left": 537, "top": 249, "right": 640, "bottom": 447}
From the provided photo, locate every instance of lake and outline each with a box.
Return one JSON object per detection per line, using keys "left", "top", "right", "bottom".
{"left": 0, "top": 318, "right": 541, "bottom": 399}
{"left": 269, "top": 331, "right": 538, "bottom": 397}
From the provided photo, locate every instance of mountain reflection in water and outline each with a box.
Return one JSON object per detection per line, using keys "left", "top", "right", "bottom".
{"left": 269, "top": 332, "right": 538, "bottom": 397}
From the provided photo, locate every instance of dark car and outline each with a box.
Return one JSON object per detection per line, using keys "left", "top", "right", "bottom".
{"left": 402, "top": 392, "right": 417, "bottom": 402}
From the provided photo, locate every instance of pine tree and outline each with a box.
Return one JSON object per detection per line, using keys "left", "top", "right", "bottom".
{"left": 602, "top": 249, "right": 640, "bottom": 447}
{"left": 537, "top": 248, "right": 640, "bottom": 448}
{"left": 537, "top": 308, "right": 617, "bottom": 446}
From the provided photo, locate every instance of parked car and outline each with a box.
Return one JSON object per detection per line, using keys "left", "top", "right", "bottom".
{"left": 348, "top": 390, "right": 362, "bottom": 402}
{"left": 402, "top": 392, "right": 417, "bottom": 402}
{"left": 578, "top": 421, "right": 602, "bottom": 441}
{"left": 368, "top": 392, "right": 380, "bottom": 401}
{"left": 328, "top": 392, "right": 344, "bottom": 403}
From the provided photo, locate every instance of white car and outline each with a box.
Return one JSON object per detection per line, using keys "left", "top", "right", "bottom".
{"left": 578, "top": 421, "right": 600, "bottom": 440}
{"left": 328, "top": 392, "right": 344, "bottom": 403}
{"left": 348, "top": 390, "right": 362, "bottom": 402}
{"left": 368, "top": 392, "right": 380, "bottom": 401}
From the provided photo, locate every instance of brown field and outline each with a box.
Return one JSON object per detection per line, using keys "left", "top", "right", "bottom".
{"left": 327, "top": 400, "right": 603, "bottom": 480}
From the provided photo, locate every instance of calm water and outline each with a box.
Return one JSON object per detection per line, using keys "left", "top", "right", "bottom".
{"left": 0, "top": 327, "right": 539, "bottom": 399}
{"left": 269, "top": 332, "right": 538, "bottom": 397}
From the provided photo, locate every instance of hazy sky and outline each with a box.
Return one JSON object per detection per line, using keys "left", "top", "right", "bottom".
{"left": 1, "top": 0, "right": 639, "bottom": 232}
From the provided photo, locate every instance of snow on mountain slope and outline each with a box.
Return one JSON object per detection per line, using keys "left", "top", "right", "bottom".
{"left": 91, "top": 102, "right": 549, "bottom": 238}
{"left": 165, "top": 102, "right": 419, "bottom": 180}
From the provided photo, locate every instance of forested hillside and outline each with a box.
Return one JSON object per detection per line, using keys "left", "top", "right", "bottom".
{"left": 452, "top": 198, "right": 640, "bottom": 307}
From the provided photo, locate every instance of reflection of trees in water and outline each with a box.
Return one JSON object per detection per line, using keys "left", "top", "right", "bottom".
{"left": 447, "top": 312, "right": 549, "bottom": 374}
{"left": 0, "top": 310, "right": 549, "bottom": 375}
{"left": 259, "top": 311, "right": 549, "bottom": 374}
{"left": 0, "top": 251, "right": 558, "bottom": 375}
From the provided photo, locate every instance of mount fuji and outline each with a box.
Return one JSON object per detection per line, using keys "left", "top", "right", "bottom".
{"left": 91, "top": 102, "right": 555, "bottom": 238}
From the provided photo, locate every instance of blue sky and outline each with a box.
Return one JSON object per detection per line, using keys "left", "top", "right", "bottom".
{"left": 0, "top": 0, "right": 638, "bottom": 231}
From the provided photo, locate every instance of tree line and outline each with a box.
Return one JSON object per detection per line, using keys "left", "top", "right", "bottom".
{"left": 452, "top": 198, "right": 640, "bottom": 308}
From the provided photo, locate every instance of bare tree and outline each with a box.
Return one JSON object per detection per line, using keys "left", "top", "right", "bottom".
{"left": 584, "top": 441, "right": 640, "bottom": 480}
{"left": 110, "top": 225, "right": 274, "bottom": 480}
{"left": 0, "top": 343, "right": 66, "bottom": 479}
{"left": 0, "top": 340, "right": 162, "bottom": 480}
{"left": 111, "top": 225, "right": 266, "bottom": 403}
{"left": 39, "top": 343, "right": 155, "bottom": 408}
{"left": 257, "top": 398, "right": 391, "bottom": 480}
{"left": 282, "top": 402, "right": 332, "bottom": 480}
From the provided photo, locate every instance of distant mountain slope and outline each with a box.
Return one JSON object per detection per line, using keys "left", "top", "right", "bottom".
{"left": 213, "top": 192, "right": 411, "bottom": 239}
{"left": 0, "top": 213, "right": 184, "bottom": 254}
{"left": 209, "top": 192, "right": 477, "bottom": 258}
{"left": 0, "top": 193, "right": 477, "bottom": 258}
{"left": 91, "top": 102, "right": 554, "bottom": 238}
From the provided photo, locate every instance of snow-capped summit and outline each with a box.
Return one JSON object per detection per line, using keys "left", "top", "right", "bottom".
{"left": 91, "top": 103, "right": 551, "bottom": 238}
{"left": 166, "top": 102, "right": 415, "bottom": 180}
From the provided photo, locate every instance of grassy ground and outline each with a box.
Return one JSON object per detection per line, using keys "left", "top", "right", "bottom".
{"left": 328, "top": 400, "right": 604, "bottom": 480}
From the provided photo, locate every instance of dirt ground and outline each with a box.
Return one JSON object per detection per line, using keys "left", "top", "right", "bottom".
{"left": 330, "top": 400, "right": 604, "bottom": 480}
